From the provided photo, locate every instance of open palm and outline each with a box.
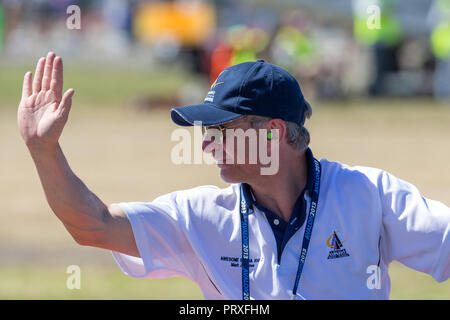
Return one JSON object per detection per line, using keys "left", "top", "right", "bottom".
{"left": 18, "top": 52, "right": 74, "bottom": 147}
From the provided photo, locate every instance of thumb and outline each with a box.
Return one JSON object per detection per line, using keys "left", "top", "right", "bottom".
{"left": 57, "top": 88, "right": 75, "bottom": 117}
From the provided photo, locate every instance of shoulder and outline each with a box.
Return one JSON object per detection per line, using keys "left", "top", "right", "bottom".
{"left": 320, "top": 158, "right": 385, "bottom": 186}
{"left": 157, "top": 184, "right": 238, "bottom": 204}
{"left": 319, "top": 157, "right": 428, "bottom": 199}
{"left": 153, "top": 184, "right": 239, "bottom": 217}
{"left": 318, "top": 158, "right": 409, "bottom": 199}
{"left": 116, "top": 185, "right": 239, "bottom": 230}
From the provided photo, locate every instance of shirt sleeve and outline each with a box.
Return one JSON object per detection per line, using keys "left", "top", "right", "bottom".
{"left": 379, "top": 170, "right": 450, "bottom": 282}
{"left": 110, "top": 192, "right": 200, "bottom": 280}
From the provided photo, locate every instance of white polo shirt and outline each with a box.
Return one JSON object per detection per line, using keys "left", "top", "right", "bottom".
{"left": 111, "top": 151, "right": 450, "bottom": 300}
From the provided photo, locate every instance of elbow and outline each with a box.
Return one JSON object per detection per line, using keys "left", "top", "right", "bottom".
{"left": 70, "top": 232, "right": 91, "bottom": 247}
{"left": 64, "top": 222, "right": 107, "bottom": 248}
{"left": 72, "top": 234, "right": 90, "bottom": 247}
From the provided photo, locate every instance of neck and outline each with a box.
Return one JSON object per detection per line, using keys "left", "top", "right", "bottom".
{"left": 248, "top": 151, "right": 308, "bottom": 222}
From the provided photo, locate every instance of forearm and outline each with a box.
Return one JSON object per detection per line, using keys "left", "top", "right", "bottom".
{"left": 28, "top": 142, "right": 108, "bottom": 243}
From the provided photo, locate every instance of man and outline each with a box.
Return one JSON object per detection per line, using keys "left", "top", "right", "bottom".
{"left": 18, "top": 52, "right": 449, "bottom": 300}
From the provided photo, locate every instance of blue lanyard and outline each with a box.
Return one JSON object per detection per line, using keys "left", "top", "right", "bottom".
{"left": 239, "top": 158, "right": 321, "bottom": 300}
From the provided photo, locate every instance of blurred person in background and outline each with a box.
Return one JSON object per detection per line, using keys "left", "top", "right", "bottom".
{"left": 226, "top": 24, "right": 269, "bottom": 66}
{"left": 429, "top": 0, "right": 450, "bottom": 101}
{"left": 208, "top": 24, "right": 270, "bottom": 84}
{"left": 0, "top": 1, "right": 4, "bottom": 53}
{"left": 352, "top": 0, "right": 403, "bottom": 96}
{"left": 270, "top": 11, "right": 319, "bottom": 100}
{"left": 208, "top": 29, "right": 234, "bottom": 84}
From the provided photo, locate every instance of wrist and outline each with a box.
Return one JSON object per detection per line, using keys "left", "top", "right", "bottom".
{"left": 27, "top": 141, "right": 60, "bottom": 157}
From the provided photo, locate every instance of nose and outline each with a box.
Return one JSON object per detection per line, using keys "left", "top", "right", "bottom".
{"left": 202, "top": 135, "right": 221, "bottom": 153}
{"left": 202, "top": 138, "right": 213, "bottom": 153}
{"left": 203, "top": 135, "right": 228, "bottom": 163}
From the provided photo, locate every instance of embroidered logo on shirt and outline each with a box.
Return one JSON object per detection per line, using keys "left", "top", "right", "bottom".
{"left": 326, "top": 231, "right": 350, "bottom": 259}
{"left": 220, "top": 256, "right": 263, "bottom": 268}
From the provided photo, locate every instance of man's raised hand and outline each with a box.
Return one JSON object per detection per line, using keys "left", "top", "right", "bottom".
{"left": 18, "top": 52, "right": 75, "bottom": 149}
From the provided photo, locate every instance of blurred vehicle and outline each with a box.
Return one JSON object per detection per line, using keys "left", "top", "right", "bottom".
{"left": 134, "top": 0, "right": 216, "bottom": 73}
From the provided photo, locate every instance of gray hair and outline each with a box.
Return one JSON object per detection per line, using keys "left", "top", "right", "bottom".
{"left": 246, "top": 103, "right": 312, "bottom": 152}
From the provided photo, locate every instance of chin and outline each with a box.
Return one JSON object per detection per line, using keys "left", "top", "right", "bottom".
{"left": 219, "top": 166, "right": 244, "bottom": 184}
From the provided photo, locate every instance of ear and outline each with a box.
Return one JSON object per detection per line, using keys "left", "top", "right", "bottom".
{"left": 267, "top": 119, "right": 286, "bottom": 143}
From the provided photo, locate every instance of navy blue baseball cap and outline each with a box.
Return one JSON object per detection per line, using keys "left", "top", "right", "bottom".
{"left": 170, "top": 60, "right": 310, "bottom": 127}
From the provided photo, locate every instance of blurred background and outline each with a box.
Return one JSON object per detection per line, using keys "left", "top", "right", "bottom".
{"left": 0, "top": 0, "right": 449, "bottom": 299}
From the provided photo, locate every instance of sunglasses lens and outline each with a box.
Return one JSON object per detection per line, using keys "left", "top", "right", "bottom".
{"left": 202, "top": 126, "right": 224, "bottom": 143}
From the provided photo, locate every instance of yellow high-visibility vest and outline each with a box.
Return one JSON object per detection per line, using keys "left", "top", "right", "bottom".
{"left": 430, "top": 0, "right": 450, "bottom": 59}
{"left": 353, "top": 0, "right": 402, "bottom": 46}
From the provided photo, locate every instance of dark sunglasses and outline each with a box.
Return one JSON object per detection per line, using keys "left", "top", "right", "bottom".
{"left": 201, "top": 119, "right": 249, "bottom": 142}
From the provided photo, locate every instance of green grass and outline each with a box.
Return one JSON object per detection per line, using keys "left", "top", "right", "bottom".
{"left": 388, "top": 262, "right": 450, "bottom": 299}
{"left": 0, "top": 265, "right": 204, "bottom": 300}
{"left": 0, "top": 63, "right": 197, "bottom": 107}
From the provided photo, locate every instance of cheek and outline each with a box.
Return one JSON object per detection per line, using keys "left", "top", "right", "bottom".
{"left": 202, "top": 139, "right": 212, "bottom": 152}
{"left": 222, "top": 137, "right": 262, "bottom": 164}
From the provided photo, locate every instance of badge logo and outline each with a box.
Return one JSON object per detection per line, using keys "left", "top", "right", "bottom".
{"left": 326, "top": 230, "right": 350, "bottom": 259}
{"left": 210, "top": 80, "right": 224, "bottom": 89}
{"left": 204, "top": 71, "right": 226, "bottom": 103}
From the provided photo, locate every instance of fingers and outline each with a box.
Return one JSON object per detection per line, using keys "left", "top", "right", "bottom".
{"left": 50, "top": 56, "right": 63, "bottom": 101}
{"left": 32, "top": 57, "right": 45, "bottom": 94}
{"left": 31, "top": 52, "right": 63, "bottom": 99}
{"left": 42, "top": 52, "right": 55, "bottom": 91}
{"left": 22, "top": 72, "right": 32, "bottom": 99}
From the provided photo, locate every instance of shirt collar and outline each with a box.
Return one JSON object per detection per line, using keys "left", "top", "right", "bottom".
{"left": 241, "top": 181, "right": 256, "bottom": 209}
{"left": 304, "top": 147, "right": 315, "bottom": 194}
{"left": 240, "top": 148, "right": 316, "bottom": 209}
